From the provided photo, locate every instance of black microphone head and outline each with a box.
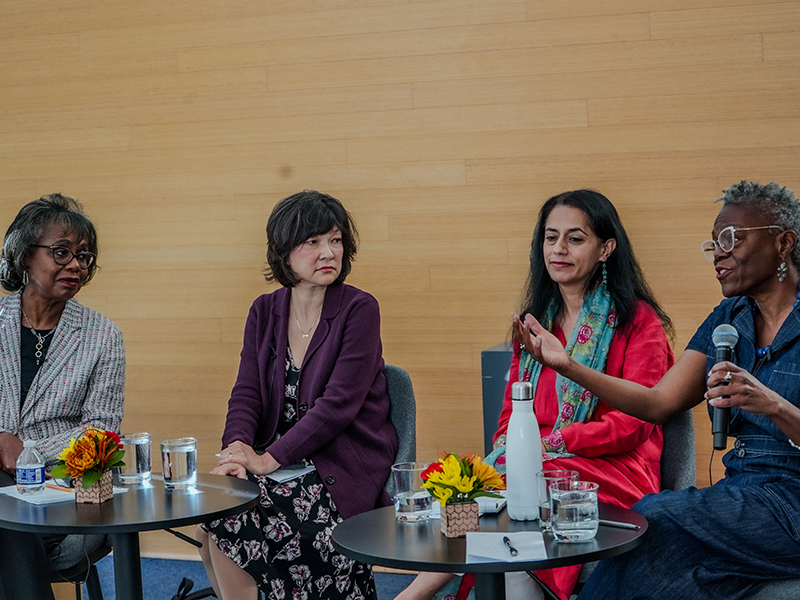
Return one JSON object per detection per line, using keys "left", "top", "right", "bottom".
{"left": 712, "top": 324, "right": 739, "bottom": 349}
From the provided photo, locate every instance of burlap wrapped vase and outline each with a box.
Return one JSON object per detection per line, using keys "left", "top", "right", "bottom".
{"left": 75, "top": 470, "right": 113, "bottom": 503}
{"left": 440, "top": 501, "right": 480, "bottom": 538}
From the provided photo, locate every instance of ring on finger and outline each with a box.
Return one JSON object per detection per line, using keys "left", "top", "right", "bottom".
{"left": 724, "top": 371, "right": 732, "bottom": 383}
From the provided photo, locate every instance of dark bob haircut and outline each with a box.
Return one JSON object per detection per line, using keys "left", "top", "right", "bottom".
{"left": 521, "top": 189, "right": 673, "bottom": 338}
{"left": 0, "top": 193, "right": 99, "bottom": 292}
{"left": 264, "top": 190, "right": 358, "bottom": 287}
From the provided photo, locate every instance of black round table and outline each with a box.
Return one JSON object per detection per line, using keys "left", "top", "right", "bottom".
{"left": 0, "top": 473, "right": 260, "bottom": 600}
{"left": 332, "top": 503, "right": 648, "bottom": 600}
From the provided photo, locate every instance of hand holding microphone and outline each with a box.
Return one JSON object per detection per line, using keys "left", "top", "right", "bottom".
{"left": 711, "top": 324, "right": 739, "bottom": 450}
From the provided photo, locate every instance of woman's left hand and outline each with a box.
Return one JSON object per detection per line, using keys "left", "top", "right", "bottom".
{"left": 705, "top": 362, "right": 782, "bottom": 416}
{"left": 213, "top": 441, "right": 281, "bottom": 478}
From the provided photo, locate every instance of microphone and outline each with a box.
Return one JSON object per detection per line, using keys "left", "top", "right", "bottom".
{"left": 711, "top": 324, "right": 739, "bottom": 450}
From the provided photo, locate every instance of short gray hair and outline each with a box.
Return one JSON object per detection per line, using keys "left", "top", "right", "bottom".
{"left": 717, "top": 181, "right": 800, "bottom": 266}
{"left": 0, "top": 193, "right": 98, "bottom": 292}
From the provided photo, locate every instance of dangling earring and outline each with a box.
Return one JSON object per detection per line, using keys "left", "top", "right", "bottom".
{"left": 22, "top": 271, "right": 29, "bottom": 286}
{"left": 601, "top": 262, "right": 608, "bottom": 286}
{"left": 778, "top": 260, "right": 787, "bottom": 283}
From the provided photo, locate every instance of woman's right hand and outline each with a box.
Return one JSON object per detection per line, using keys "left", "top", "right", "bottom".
{"left": 0, "top": 433, "right": 23, "bottom": 475}
{"left": 514, "top": 313, "right": 570, "bottom": 373}
{"left": 214, "top": 441, "right": 281, "bottom": 478}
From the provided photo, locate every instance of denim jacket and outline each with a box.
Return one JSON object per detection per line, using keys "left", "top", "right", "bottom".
{"left": 688, "top": 296, "right": 800, "bottom": 476}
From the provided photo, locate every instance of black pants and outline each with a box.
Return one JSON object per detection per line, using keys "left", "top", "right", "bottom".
{"left": 0, "top": 470, "right": 56, "bottom": 600}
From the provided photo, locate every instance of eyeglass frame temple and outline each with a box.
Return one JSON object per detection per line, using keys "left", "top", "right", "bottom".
{"left": 700, "top": 225, "right": 783, "bottom": 262}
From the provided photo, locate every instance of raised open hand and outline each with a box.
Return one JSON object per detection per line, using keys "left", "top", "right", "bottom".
{"left": 513, "top": 313, "right": 570, "bottom": 373}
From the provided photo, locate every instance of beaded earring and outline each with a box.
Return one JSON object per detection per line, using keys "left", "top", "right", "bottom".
{"left": 601, "top": 262, "right": 608, "bottom": 286}
{"left": 778, "top": 260, "right": 788, "bottom": 283}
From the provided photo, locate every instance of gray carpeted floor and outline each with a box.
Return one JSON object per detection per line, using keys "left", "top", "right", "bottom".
{"left": 85, "top": 555, "right": 416, "bottom": 599}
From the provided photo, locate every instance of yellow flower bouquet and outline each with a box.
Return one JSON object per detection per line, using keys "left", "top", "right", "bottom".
{"left": 50, "top": 427, "right": 125, "bottom": 490}
{"left": 421, "top": 452, "right": 504, "bottom": 506}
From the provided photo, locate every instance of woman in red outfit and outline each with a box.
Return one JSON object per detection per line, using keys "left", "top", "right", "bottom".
{"left": 395, "top": 189, "right": 674, "bottom": 600}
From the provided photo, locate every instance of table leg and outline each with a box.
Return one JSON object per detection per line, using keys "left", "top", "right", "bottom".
{"left": 109, "top": 532, "right": 143, "bottom": 600}
{"left": 474, "top": 572, "right": 506, "bottom": 600}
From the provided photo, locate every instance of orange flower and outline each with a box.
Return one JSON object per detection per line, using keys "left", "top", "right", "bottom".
{"left": 63, "top": 437, "right": 99, "bottom": 478}
{"left": 468, "top": 453, "right": 505, "bottom": 491}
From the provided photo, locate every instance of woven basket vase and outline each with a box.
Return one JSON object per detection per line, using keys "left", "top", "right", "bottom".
{"left": 75, "top": 470, "right": 113, "bottom": 503}
{"left": 440, "top": 501, "right": 480, "bottom": 538}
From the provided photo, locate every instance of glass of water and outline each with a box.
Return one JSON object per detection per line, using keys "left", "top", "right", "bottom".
{"left": 116, "top": 432, "right": 152, "bottom": 484}
{"left": 536, "top": 469, "right": 579, "bottom": 532}
{"left": 550, "top": 480, "right": 599, "bottom": 542}
{"left": 160, "top": 437, "right": 197, "bottom": 490}
{"left": 391, "top": 462, "right": 433, "bottom": 522}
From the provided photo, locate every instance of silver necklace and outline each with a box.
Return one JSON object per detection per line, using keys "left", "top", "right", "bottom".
{"left": 21, "top": 305, "right": 55, "bottom": 366}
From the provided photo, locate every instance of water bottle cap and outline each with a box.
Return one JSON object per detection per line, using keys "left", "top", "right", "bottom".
{"left": 511, "top": 381, "right": 533, "bottom": 400}
{"left": 23, "top": 440, "right": 36, "bottom": 448}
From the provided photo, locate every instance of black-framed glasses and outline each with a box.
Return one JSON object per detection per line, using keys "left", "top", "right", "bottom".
{"left": 701, "top": 225, "right": 783, "bottom": 262}
{"left": 32, "top": 245, "right": 96, "bottom": 269}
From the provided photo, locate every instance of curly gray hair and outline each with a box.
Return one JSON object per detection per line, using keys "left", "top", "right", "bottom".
{"left": 0, "top": 193, "right": 98, "bottom": 292}
{"left": 717, "top": 181, "right": 800, "bottom": 267}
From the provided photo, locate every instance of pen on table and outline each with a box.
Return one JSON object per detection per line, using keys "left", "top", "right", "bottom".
{"left": 599, "top": 519, "right": 640, "bottom": 530}
{"left": 502, "top": 535, "right": 518, "bottom": 557}
{"left": 45, "top": 482, "right": 73, "bottom": 492}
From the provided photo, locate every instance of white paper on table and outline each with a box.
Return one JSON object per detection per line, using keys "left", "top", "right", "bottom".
{"left": 0, "top": 484, "right": 128, "bottom": 505}
{"left": 267, "top": 465, "right": 316, "bottom": 483}
{"left": 466, "top": 531, "right": 547, "bottom": 563}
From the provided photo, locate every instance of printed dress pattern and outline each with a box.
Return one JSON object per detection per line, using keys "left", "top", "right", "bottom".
{"left": 205, "top": 350, "right": 376, "bottom": 600}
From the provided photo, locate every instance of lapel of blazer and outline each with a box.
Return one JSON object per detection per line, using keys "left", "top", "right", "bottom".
{"left": 0, "top": 293, "right": 22, "bottom": 431}
{"left": 22, "top": 298, "right": 83, "bottom": 420}
{"left": 271, "top": 288, "right": 290, "bottom": 406}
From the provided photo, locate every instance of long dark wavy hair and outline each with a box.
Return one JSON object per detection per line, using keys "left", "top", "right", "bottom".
{"left": 520, "top": 189, "right": 673, "bottom": 338}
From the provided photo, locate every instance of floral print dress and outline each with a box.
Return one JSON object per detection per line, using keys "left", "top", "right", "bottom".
{"left": 205, "top": 349, "right": 377, "bottom": 600}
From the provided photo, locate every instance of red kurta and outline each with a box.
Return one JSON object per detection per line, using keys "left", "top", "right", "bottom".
{"left": 493, "top": 301, "right": 674, "bottom": 599}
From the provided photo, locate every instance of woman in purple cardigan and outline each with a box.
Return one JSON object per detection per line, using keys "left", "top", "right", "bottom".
{"left": 197, "top": 190, "right": 398, "bottom": 600}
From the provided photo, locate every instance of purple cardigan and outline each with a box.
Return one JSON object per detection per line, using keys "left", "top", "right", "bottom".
{"left": 222, "top": 283, "right": 398, "bottom": 519}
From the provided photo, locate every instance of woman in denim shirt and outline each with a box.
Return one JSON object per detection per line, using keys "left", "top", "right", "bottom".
{"left": 517, "top": 181, "right": 800, "bottom": 599}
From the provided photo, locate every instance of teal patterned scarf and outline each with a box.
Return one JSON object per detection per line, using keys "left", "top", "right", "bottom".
{"left": 518, "top": 278, "right": 617, "bottom": 458}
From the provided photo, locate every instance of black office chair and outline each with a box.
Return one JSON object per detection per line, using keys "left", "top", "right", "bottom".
{"left": 48, "top": 543, "right": 111, "bottom": 600}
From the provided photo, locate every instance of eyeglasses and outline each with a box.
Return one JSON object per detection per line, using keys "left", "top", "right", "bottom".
{"left": 701, "top": 225, "right": 783, "bottom": 262}
{"left": 32, "top": 245, "right": 96, "bottom": 269}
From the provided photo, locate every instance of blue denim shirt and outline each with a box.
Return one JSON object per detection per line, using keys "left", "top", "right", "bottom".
{"left": 688, "top": 296, "right": 800, "bottom": 476}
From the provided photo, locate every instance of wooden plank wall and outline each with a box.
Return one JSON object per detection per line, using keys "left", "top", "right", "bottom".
{"left": 2, "top": 0, "right": 799, "bottom": 561}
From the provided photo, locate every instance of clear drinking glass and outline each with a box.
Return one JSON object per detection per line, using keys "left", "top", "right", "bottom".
{"left": 550, "top": 480, "right": 599, "bottom": 542}
{"left": 391, "top": 462, "right": 433, "bottom": 522}
{"left": 160, "top": 437, "right": 197, "bottom": 490}
{"left": 536, "top": 469, "right": 579, "bottom": 532}
{"left": 116, "top": 432, "right": 152, "bottom": 484}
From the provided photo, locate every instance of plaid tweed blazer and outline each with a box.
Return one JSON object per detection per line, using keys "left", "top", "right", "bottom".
{"left": 0, "top": 292, "right": 125, "bottom": 469}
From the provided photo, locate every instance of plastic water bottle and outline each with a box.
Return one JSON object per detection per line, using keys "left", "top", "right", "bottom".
{"left": 16, "top": 440, "right": 45, "bottom": 495}
{"left": 505, "top": 381, "right": 543, "bottom": 520}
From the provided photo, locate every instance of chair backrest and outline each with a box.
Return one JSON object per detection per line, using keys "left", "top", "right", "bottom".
{"left": 578, "top": 410, "right": 697, "bottom": 586}
{"left": 383, "top": 364, "right": 417, "bottom": 496}
{"left": 660, "top": 409, "right": 696, "bottom": 491}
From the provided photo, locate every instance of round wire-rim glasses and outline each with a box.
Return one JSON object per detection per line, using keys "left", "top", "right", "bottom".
{"left": 701, "top": 225, "right": 783, "bottom": 262}
{"left": 32, "top": 245, "right": 96, "bottom": 269}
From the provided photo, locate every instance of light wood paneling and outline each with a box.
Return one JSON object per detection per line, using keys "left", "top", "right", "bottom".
{"left": 1, "top": 0, "right": 798, "bottom": 560}
{"left": 650, "top": 3, "right": 800, "bottom": 39}
{"left": 266, "top": 36, "right": 763, "bottom": 91}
